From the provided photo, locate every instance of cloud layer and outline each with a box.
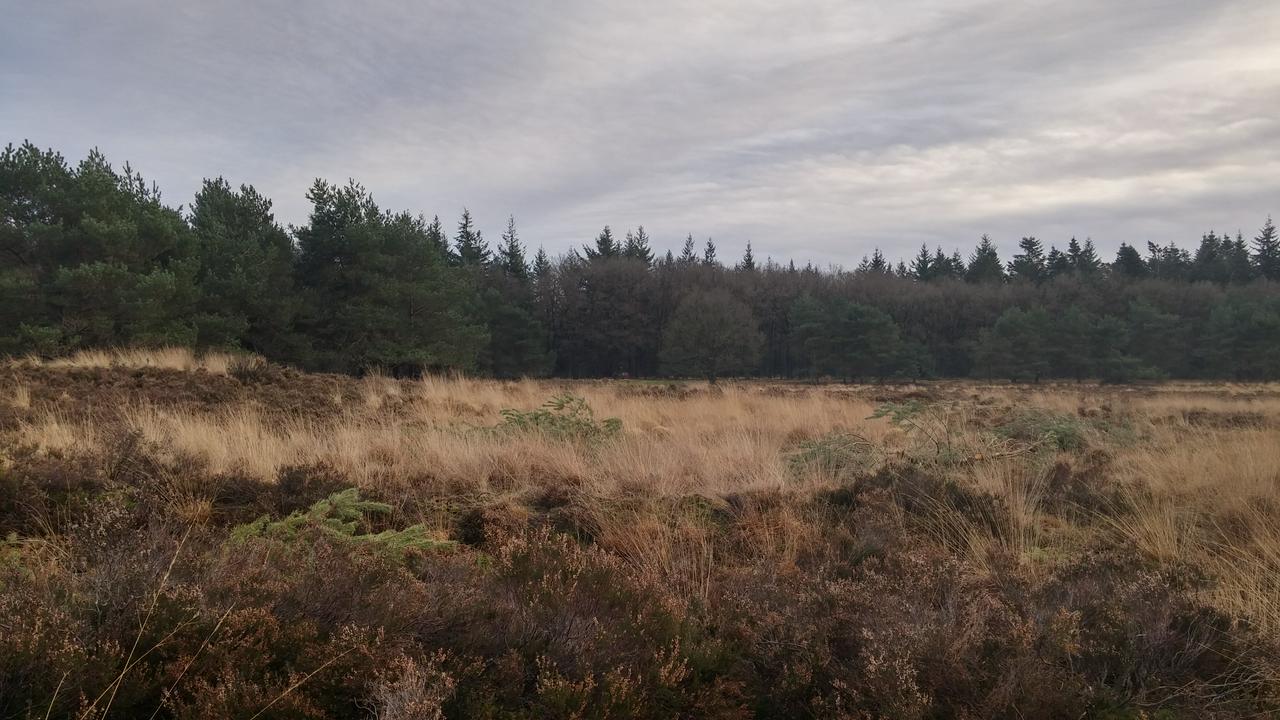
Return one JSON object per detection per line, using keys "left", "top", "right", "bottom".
{"left": 4, "top": 0, "right": 1278, "bottom": 266}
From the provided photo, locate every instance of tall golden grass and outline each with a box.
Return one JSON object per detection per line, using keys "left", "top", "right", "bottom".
{"left": 8, "top": 351, "right": 1280, "bottom": 641}
{"left": 10, "top": 346, "right": 252, "bottom": 375}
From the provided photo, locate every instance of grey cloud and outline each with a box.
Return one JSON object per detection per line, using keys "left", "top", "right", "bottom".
{"left": 3, "top": 0, "right": 1277, "bottom": 268}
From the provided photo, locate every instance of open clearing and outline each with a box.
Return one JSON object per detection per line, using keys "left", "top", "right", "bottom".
{"left": 3, "top": 350, "right": 1280, "bottom": 718}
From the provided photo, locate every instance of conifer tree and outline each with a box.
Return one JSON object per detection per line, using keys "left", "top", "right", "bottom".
{"left": 1191, "top": 231, "right": 1226, "bottom": 283}
{"left": 678, "top": 234, "right": 698, "bottom": 264}
{"left": 1223, "top": 231, "right": 1254, "bottom": 283}
{"left": 1253, "top": 216, "right": 1280, "bottom": 280}
{"left": 1045, "top": 246, "right": 1072, "bottom": 279}
{"left": 622, "top": 226, "right": 654, "bottom": 265}
{"left": 910, "top": 244, "right": 933, "bottom": 281}
{"left": 496, "top": 215, "right": 528, "bottom": 281}
{"left": 738, "top": 240, "right": 756, "bottom": 271}
{"left": 965, "top": 235, "right": 1005, "bottom": 283}
{"left": 1008, "top": 236, "right": 1046, "bottom": 283}
{"left": 585, "top": 226, "right": 619, "bottom": 260}
{"left": 1075, "top": 238, "right": 1105, "bottom": 271}
{"left": 1113, "top": 243, "right": 1147, "bottom": 278}
{"left": 703, "top": 238, "right": 718, "bottom": 266}
{"left": 425, "top": 215, "right": 449, "bottom": 258}
{"left": 454, "top": 208, "right": 490, "bottom": 266}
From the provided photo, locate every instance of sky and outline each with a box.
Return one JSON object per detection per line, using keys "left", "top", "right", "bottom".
{"left": 3, "top": 0, "right": 1278, "bottom": 268}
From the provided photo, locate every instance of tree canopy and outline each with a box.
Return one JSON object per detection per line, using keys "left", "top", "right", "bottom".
{"left": 4, "top": 141, "right": 1280, "bottom": 382}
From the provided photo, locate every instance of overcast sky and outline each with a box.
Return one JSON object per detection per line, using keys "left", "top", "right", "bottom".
{"left": 3, "top": 0, "right": 1278, "bottom": 267}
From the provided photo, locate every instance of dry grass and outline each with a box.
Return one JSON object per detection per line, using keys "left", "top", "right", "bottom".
{"left": 5, "top": 352, "right": 1280, "bottom": 716}
{"left": 10, "top": 346, "right": 252, "bottom": 375}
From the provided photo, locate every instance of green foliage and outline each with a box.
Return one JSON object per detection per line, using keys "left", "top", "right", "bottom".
{"left": 791, "top": 295, "right": 906, "bottom": 380}
{"left": 660, "top": 288, "right": 762, "bottom": 382}
{"left": 996, "top": 409, "right": 1089, "bottom": 451}
{"left": 497, "top": 394, "right": 622, "bottom": 442}
{"left": 787, "top": 433, "right": 878, "bottom": 479}
{"left": 293, "top": 180, "right": 489, "bottom": 374}
{"left": 870, "top": 400, "right": 968, "bottom": 463}
{"left": 3, "top": 141, "right": 1280, "bottom": 381}
{"left": 231, "top": 488, "right": 453, "bottom": 553}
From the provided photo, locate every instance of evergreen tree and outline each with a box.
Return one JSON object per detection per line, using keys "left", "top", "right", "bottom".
{"left": 496, "top": 215, "right": 528, "bottom": 281}
{"left": 1191, "top": 231, "right": 1226, "bottom": 283}
{"left": 1223, "top": 232, "right": 1254, "bottom": 283}
{"left": 295, "top": 180, "right": 486, "bottom": 373}
{"left": 188, "top": 177, "right": 302, "bottom": 358}
{"left": 1045, "top": 246, "right": 1073, "bottom": 279}
{"left": 790, "top": 296, "right": 903, "bottom": 380}
{"left": 974, "top": 307, "right": 1050, "bottom": 381}
{"left": 856, "top": 248, "right": 891, "bottom": 275}
{"left": 1113, "top": 243, "right": 1147, "bottom": 279}
{"left": 454, "top": 208, "right": 490, "bottom": 266}
{"left": 1046, "top": 306, "right": 1094, "bottom": 380}
{"left": 703, "top": 238, "right": 718, "bottom": 266}
{"left": 1253, "top": 216, "right": 1280, "bottom": 280}
{"left": 910, "top": 244, "right": 933, "bottom": 281}
{"left": 738, "top": 241, "right": 756, "bottom": 272}
{"left": 678, "top": 234, "right": 698, "bottom": 264}
{"left": 584, "top": 225, "right": 619, "bottom": 260}
{"left": 1072, "top": 238, "right": 1101, "bottom": 274}
{"left": 622, "top": 226, "right": 654, "bottom": 265}
{"left": 965, "top": 235, "right": 1005, "bottom": 283}
{"left": 660, "top": 288, "right": 762, "bottom": 383}
{"left": 1007, "top": 236, "right": 1046, "bottom": 283}
{"left": 425, "top": 215, "right": 449, "bottom": 258}
{"left": 1147, "top": 241, "right": 1191, "bottom": 280}
{"left": 930, "top": 247, "right": 963, "bottom": 280}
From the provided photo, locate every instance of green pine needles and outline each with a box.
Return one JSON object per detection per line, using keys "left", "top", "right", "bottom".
{"left": 496, "top": 393, "right": 622, "bottom": 442}
{"left": 232, "top": 488, "right": 454, "bottom": 554}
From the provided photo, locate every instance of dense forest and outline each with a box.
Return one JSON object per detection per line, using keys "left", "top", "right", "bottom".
{"left": 3, "top": 141, "right": 1279, "bottom": 381}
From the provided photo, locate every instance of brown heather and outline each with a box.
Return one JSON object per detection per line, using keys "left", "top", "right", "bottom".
{"left": 2, "top": 349, "right": 1279, "bottom": 718}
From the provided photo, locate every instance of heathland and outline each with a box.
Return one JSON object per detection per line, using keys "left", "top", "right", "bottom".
{"left": 2, "top": 348, "right": 1279, "bottom": 718}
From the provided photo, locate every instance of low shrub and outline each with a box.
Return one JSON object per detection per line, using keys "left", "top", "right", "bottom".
{"left": 496, "top": 394, "right": 622, "bottom": 442}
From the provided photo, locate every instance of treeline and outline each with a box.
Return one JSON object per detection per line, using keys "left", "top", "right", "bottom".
{"left": 3, "top": 141, "right": 1280, "bottom": 381}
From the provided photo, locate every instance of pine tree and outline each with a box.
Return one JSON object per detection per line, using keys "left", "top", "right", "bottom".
{"left": 1080, "top": 237, "right": 1100, "bottom": 272}
{"left": 622, "top": 226, "right": 654, "bottom": 265}
{"left": 584, "top": 226, "right": 619, "bottom": 260}
{"left": 857, "top": 249, "right": 890, "bottom": 275}
{"left": 1147, "top": 241, "right": 1191, "bottom": 280}
{"left": 965, "top": 235, "right": 1005, "bottom": 283}
{"left": 425, "top": 215, "right": 449, "bottom": 258}
{"left": 1007, "top": 236, "right": 1046, "bottom": 283}
{"left": 189, "top": 177, "right": 301, "bottom": 357}
{"left": 496, "top": 215, "right": 528, "bottom": 281}
{"left": 1113, "top": 243, "right": 1147, "bottom": 278}
{"left": 1191, "top": 231, "right": 1226, "bottom": 283}
{"left": 1254, "top": 216, "right": 1280, "bottom": 280}
{"left": 1223, "top": 231, "right": 1254, "bottom": 283}
{"left": 1045, "top": 247, "right": 1072, "bottom": 279}
{"left": 910, "top": 244, "right": 933, "bottom": 281}
{"left": 454, "top": 208, "right": 490, "bottom": 266}
{"left": 678, "top": 234, "right": 698, "bottom": 265}
{"left": 738, "top": 241, "right": 756, "bottom": 271}
{"left": 703, "top": 238, "right": 718, "bottom": 266}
